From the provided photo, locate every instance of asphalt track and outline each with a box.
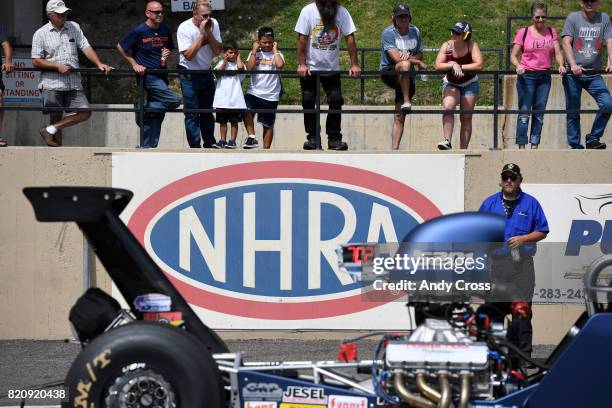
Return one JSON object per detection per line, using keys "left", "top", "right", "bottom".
{"left": 0, "top": 338, "right": 554, "bottom": 407}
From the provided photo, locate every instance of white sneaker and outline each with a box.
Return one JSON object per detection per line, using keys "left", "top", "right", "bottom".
{"left": 401, "top": 102, "right": 412, "bottom": 111}
{"left": 437, "top": 139, "right": 452, "bottom": 150}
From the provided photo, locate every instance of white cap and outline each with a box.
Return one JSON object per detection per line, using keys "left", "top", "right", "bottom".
{"left": 46, "top": 0, "right": 71, "bottom": 14}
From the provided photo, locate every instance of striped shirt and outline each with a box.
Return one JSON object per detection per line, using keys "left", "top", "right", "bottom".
{"left": 31, "top": 21, "right": 91, "bottom": 90}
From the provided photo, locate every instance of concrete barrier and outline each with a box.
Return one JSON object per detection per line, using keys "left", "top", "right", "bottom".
{"left": 2, "top": 75, "right": 610, "bottom": 150}
{"left": 1, "top": 148, "right": 610, "bottom": 342}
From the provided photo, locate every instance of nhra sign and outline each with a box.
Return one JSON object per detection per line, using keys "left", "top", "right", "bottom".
{"left": 113, "top": 153, "right": 464, "bottom": 329}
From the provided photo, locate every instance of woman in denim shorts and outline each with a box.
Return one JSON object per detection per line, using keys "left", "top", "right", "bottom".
{"left": 434, "top": 21, "right": 483, "bottom": 150}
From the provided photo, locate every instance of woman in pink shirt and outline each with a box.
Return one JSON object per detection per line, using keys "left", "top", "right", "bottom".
{"left": 510, "top": 2, "right": 565, "bottom": 149}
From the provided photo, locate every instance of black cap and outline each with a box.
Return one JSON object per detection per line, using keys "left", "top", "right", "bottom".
{"left": 501, "top": 163, "right": 521, "bottom": 176}
{"left": 451, "top": 21, "right": 471, "bottom": 35}
{"left": 393, "top": 4, "right": 411, "bottom": 17}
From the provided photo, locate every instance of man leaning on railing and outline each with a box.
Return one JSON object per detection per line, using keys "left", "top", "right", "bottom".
{"left": 32, "top": 0, "right": 112, "bottom": 147}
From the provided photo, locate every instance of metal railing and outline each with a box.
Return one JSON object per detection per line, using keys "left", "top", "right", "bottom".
{"left": 1, "top": 66, "right": 609, "bottom": 149}
{"left": 14, "top": 44, "right": 504, "bottom": 105}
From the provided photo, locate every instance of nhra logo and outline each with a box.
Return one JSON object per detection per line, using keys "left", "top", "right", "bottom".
{"left": 128, "top": 161, "right": 441, "bottom": 319}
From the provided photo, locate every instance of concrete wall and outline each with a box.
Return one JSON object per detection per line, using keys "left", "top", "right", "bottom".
{"left": 3, "top": 75, "right": 610, "bottom": 150}
{"left": 1, "top": 148, "right": 611, "bottom": 343}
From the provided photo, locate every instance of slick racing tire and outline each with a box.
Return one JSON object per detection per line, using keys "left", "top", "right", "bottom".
{"left": 65, "top": 321, "right": 224, "bottom": 408}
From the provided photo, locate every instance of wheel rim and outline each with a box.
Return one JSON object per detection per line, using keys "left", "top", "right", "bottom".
{"left": 105, "top": 365, "right": 177, "bottom": 408}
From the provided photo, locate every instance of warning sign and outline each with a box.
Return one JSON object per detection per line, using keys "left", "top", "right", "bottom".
{"left": 2, "top": 55, "right": 42, "bottom": 104}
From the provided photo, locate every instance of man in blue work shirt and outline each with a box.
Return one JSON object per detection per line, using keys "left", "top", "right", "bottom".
{"left": 478, "top": 163, "right": 549, "bottom": 358}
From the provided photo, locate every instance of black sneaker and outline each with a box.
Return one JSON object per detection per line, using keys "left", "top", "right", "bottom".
{"left": 586, "top": 140, "right": 607, "bottom": 149}
{"left": 437, "top": 139, "right": 452, "bottom": 150}
{"left": 243, "top": 137, "right": 259, "bottom": 149}
{"left": 303, "top": 139, "right": 317, "bottom": 150}
{"left": 213, "top": 140, "right": 227, "bottom": 148}
{"left": 328, "top": 139, "right": 348, "bottom": 151}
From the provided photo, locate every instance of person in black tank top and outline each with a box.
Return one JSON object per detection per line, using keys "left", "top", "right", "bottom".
{"left": 434, "top": 21, "right": 483, "bottom": 150}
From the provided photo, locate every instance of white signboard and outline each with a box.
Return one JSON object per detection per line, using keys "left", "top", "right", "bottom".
{"left": 112, "top": 153, "right": 465, "bottom": 329}
{"left": 171, "top": 0, "right": 225, "bottom": 12}
{"left": 2, "top": 55, "right": 42, "bottom": 104}
{"left": 523, "top": 184, "right": 612, "bottom": 303}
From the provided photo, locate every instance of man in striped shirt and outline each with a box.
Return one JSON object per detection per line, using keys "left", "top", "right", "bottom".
{"left": 32, "top": 0, "right": 111, "bottom": 146}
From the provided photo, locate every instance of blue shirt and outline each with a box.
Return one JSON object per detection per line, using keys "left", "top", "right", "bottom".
{"left": 380, "top": 24, "right": 423, "bottom": 69}
{"left": 479, "top": 190, "right": 549, "bottom": 256}
{"left": 119, "top": 23, "right": 174, "bottom": 70}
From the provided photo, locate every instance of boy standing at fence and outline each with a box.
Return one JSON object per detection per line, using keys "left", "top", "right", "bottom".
{"left": 243, "top": 27, "right": 284, "bottom": 149}
{"left": 213, "top": 42, "right": 246, "bottom": 148}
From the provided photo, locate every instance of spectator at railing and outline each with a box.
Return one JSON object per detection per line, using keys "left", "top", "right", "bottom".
{"left": 379, "top": 4, "right": 427, "bottom": 150}
{"left": 510, "top": 3, "right": 566, "bottom": 150}
{"left": 0, "top": 26, "right": 14, "bottom": 147}
{"left": 32, "top": 0, "right": 112, "bottom": 147}
{"left": 295, "top": 0, "right": 361, "bottom": 151}
{"left": 212, "top": 42, "right": 246, "bottom": 149}
{"left": 117, "top": 0, "right": 181, "bottom": 148}
{"left": 243, "top": 27, "right": 285, "bottom": 149}
{"left": 561, "top": 0, "right": 612, "bottom": 150}
{"left": 177, "top": 0, "right": 222, "bottom": 149}
{"left": 435, "top": 21, "right": 483, "bottom": 150}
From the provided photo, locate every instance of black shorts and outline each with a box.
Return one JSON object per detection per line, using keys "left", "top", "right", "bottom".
{"left": 215, "top": 108, "right": 243, "bottom": 124}
{"left": 0, "top": 73, "right": 4, "bottom": 91}
{"left": 245, "top": 93, "right": 278, "bottom": 128}
{"left": 381, "top": 66, "right": 416, "bottom": 104}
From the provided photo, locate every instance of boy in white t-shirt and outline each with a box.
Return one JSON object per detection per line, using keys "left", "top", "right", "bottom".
{"left": 243, "top": 27, "right": 285, "bottom": 149}
{"left": 212, "top": 42, "right": 246, "bottom": 148}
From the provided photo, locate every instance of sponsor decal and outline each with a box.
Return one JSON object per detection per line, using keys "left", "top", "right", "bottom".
{"left": 328, "top": 395, "right": 368, "bottom": 408}
{"left": 245, "top": 402, "right": 277, "bottom": 408}
{"left": 242, "top": 382, "right": 283, "bottom": 400}
{"left": 280, "top": 404, "right": 326, "bottom": 408}
{"left": 128, "top": 161, "right": 442, "bottom": 320}
{"left": 282, "top": 386, "right": 327, "bottom": 404}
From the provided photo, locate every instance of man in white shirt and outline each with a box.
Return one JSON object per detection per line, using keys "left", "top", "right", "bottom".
{"left": 32, "top": 0, "right": 111, "bottom": 147}
{"left": 295, "top": 0, "right": 361, "bottom": 150}
{"left": 177, "top": 0, "right": 222, "bottom": 148}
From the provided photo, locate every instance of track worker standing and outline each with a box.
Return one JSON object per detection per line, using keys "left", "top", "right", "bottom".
{"left": 561, "top": 0, "right": 612, "bottom": 150}
{"left": 117, "top": 1, "right": 181, "bottom": 148}
{"left": 478, "top": 163, "right": 549, "bottom": 359}
{"left": 380, "top": 4, "right": 427, "bottom": 149}
{"left": 177, "top": 0, "right": 222, "bottom": 148}
{"left": 32, "top": 0, "right": 112, "bottom": 147}
{"left": 295, "top": 0, "right": 361, "bottom": 151}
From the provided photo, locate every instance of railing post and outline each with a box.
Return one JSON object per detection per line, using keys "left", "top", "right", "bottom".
{"left": 315, "top": 72, "right": 321, "bottom": 150}
{"left": 493, "top": 71, "right": 499, "bottom": 149}
{"left": 138, "top": 76, "right": 145, "bottom": 148}
{"left": 506, "top": 17, "right": 512, "bottom": 71}
{"left": 360, "top": 48, "right": 366, "bottom": 104}
{"left": 85, "top": 72, "right": 92, "bottom": 103}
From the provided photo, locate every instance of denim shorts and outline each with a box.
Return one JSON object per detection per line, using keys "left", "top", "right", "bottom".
{"left": 245, "top": 93, "right": 278, "bottom": 128}
{"left": 442, "top": 79, "right": 480, "bottom": 97}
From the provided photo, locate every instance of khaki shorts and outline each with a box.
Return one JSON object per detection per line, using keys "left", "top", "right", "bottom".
{"left": 42, "top": 89, "right": 89, "bottom": 115}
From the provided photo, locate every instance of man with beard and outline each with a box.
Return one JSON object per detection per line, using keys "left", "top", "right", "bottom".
{"left": 295, "top": 0, "right": 361, "bottom": 150}
{"left": 478, "top": 163, "right": 549, "bottom": 363}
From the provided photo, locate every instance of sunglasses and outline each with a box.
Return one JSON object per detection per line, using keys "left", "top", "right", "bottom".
{"left": 501, "top": 173, "right": 518, "bottom": 181}
{"left": 533, "top": 16, "right": 546, "bottom": 21}
{"left": 147, "top": 9, "right": 164, "bottom": 14}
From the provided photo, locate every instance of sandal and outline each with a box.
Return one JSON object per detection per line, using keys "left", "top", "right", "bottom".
{"left": 0, "top": 138, "right": 7, "bottom": 147}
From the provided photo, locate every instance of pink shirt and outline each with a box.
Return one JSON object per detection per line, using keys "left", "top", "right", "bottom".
{"left": 513, "top": 26, "right": 558, "bottom": 70}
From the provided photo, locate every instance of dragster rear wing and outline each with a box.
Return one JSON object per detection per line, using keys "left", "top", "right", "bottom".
{"left": 23, "top": 186, "right": 229, "bottom": 354}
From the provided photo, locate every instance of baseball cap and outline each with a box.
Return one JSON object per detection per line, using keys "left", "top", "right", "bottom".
{"left": 393, "top": 4, "right": 411, "bottom": 17}
{"left": 46, "top": 0, "right": 71, "bottom": 14}
{"left": 501, "top": 163, "right": 521, "bottom": 176}
{"left": 451, "top": 21, "right": 471, "bottom": 35}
